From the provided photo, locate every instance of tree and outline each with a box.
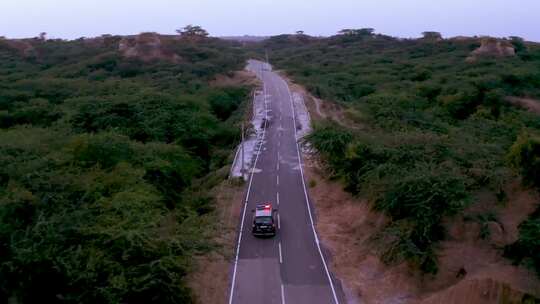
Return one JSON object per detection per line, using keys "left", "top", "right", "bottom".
{"left": 509, "top": 36, "right": 527, "bottom": 53}
{"left": 357, "top": 28, "right": 375, "bottom": 36}
{"left": 338, "top": 28, "right": 374, "bottom": 36}
{"left": 176, "top": 25, "right": 209, "bottom": 38}
{"left": 421, "top": 31, "right": 442, "bottom": 40}
{"left": 338, "top": 29, "right": 353, "bottom": 35}
{"left": 296, "top": 30, "right": 305, "bottom": 35}
{"left": 38, "top": 32, "right": 47, "bottom": 41}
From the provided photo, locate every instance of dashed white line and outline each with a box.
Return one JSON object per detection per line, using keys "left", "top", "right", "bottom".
{"left": 276, "top": 175, "right": 279, "bottom": 185}
{"left": 281, "top": 284, "right": 286, "bottom": 304}
{"left": 277, "top": 213, "right": 281, "bottom": 229}
{"left": 278, "top": 242, "right": 283, "bottom": 264}
{"left": 277, "top": 192, "right": 280, "bottom": 205}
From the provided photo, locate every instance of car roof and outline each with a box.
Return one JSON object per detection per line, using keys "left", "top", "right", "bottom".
{"left": 255, "top": 203, "right": 272, "bottom": 217}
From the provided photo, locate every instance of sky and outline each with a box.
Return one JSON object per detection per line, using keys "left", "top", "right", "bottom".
{"left": 1, "top": 0, "right": 539, "bottom": 41}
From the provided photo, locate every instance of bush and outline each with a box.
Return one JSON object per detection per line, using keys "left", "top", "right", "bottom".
{"left": 508, "top": 132, "right": 540, "bottom": 188}
{"left": 304, "top": 122, "right": 353, "bottom": 172}
{"left": 438, "top": 86, "right": 482, "bottom": 119}
{"left": 208, "top": 87, "right": 249, "bottom": 120}
{"left": 374, "top": 169, "right": 470, "bottom": 273}
{"left": 69, "top": 133, "right": 134, "bottom": 169}
{"left": 505, "top": 209, "right": 540, "bottom": 276}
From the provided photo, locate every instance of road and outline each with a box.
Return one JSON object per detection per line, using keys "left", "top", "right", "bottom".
{"left": 228, "top": 60, "right": 344, "bottom": 304}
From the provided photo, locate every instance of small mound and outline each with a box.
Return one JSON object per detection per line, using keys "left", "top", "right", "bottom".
{"left": 467, "top": 38, "right": 515, "bottom": 61}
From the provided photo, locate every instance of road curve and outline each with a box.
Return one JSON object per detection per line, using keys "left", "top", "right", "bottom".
{"left": 228, "top": 60, "right": 344, "bottom": 304}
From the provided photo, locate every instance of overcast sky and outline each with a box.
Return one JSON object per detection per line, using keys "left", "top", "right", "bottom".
{"left": 1, "top": 0, "right": 539, "bottom": 41}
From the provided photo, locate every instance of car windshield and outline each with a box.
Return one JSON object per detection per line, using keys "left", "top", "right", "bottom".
{"left": 255, "top": 216, "right": 272, "bottom": 224}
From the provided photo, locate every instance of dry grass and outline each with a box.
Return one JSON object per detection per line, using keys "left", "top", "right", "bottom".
{"left": 186, "top": 178, "right": 245, "bottom": 304}
{"left": 304, "top": 155, "right": 540, "bottom": 304}
{"left": 304, "top": 157, "right": 422, "bottom": 303}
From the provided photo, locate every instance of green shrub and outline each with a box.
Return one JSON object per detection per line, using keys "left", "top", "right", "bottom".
{"left": 508, "top": 132, "right": 540, "bottom": 188}
{"left": 375, "top": 169, "right": 470, "bottom": 273}
{"left": 505, "top": 209, "right": 540, "bottom": 276}
{"left": 304, "top": 122, "right": 353, "bottom": 171}
{"left": 438, "top": 86, "right": 482, "bottom": 119}
{"left": 208, "top": 87, "right": 249, "bottom": 120}
{"left": 70, "top": 133, "right": 134, "bottom": 169}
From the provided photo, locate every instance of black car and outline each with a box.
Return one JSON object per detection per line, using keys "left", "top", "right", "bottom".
{"left": 252, "top": 203, "right": 277, "bottom": 237}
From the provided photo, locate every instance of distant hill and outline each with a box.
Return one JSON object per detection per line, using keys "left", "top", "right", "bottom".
{"left": 220, "top": 35, "right": 269, "bottom": 42}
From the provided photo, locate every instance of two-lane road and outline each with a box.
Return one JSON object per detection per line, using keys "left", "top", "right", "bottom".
{"left": 229, "top": 60, "right": 343, "bottom": 304}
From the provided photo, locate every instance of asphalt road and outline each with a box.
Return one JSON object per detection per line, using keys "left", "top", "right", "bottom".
{"left": 229, "top": 60, "right": 344, "bottom": 304}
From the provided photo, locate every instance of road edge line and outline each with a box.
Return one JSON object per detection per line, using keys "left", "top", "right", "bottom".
{"left": 284, "top": 78, "right": 340, "bottom": 304}
{"left": 228, "top": 65, "right": 270, "bottom": 304}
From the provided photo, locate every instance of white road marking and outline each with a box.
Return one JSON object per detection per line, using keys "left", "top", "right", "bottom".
{"left": 276, "top": 175, "right": 279, "bottom": 185}
{"left": 278, "top": 242, "right": 283, "bottom": 264}
{"left": 277, "top": 213, "right": 281, "bottom": 229}
{"left": 281, "top": 284, "right": 286, "bottom": 304}
{"left": 284, "top": 78, "right": 340, "bottom": 304}
{"left": 277, "top": 192, "right": 280, "bottom": 205}
{"left": 228, "top": 66, "right": 270, "bottom": 304}
{"left": 276, "top": 161, "right": 279, "bottom": 171}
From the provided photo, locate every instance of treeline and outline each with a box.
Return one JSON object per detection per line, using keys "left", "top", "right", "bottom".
{"left": 0, "top": 35, "right": 248, "bottom": 303}
{"left": 262, "top": 32, "right": 540, "bottom": 274}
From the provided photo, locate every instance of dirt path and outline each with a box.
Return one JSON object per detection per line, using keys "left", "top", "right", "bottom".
{"left": 506, "top": 96, "right": 540, "bottom": 115}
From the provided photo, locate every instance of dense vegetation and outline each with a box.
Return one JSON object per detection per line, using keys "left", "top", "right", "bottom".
{"left": 0, "top": 35, "right": 248, "bottom": 303}
{"left": 262, "top": 32, "right": 540, "bottom": 274}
